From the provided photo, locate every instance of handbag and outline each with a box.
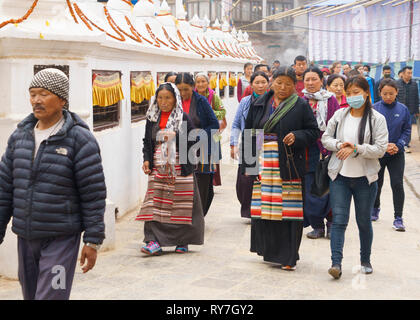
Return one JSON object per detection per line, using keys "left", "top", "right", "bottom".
{"left": 310, "top": 154, "right": 330, "bottom": 197}
{"left": 310, "top": 120, "right": 339, "bottom": 197}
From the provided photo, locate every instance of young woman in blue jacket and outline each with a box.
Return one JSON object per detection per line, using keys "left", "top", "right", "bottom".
{"left": 372, "top": 78, "right": 411, "bottom": 231}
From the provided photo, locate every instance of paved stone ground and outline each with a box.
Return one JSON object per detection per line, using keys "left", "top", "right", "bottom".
{"left": 1, "top": 133, "right": 420, "bottom": 300}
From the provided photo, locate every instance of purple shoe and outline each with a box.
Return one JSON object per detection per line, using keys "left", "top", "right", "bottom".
{"left": 393, "top": 217, "right": 406, "bottom": 232}
{"left": 371, "top": 208, "right": 380, "bottom": 221}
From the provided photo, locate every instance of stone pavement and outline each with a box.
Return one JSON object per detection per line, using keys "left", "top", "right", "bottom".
{"left": 1, "top": 141, "right": 420, "bottom": 300}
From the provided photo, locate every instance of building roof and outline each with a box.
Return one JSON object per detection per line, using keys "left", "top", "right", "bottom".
{"left": 0, "top": 0, "right": 261, "bottom": 62}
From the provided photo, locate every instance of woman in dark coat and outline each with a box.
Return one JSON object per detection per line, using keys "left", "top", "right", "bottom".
{"left": 242, "top": 66, "right": 319, "bottom": 270}
{"left": 302, "top": 67, "right": 341, "bottom": 240}
{"left": 136, "top": 83, "right": 204, "bottom": 255}
{"left": 175, "top": 73, "right": 220, "bottom": 217}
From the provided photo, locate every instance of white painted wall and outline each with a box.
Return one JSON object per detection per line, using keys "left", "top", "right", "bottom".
{"left": 0, "top": 37, "right": 244, "bottom": 278}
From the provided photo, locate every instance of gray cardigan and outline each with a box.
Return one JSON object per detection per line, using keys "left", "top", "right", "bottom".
{"left": 321, "top": 107, "right": 388, "bottom": 184}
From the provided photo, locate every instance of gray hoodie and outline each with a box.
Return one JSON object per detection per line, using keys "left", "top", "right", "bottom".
{"left": 321, "top": 107, "right": 388, "bottom": 184}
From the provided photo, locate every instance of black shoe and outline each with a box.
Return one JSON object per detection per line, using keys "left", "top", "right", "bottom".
{"left": 328, "top": 264, "right": 342, "bottom": 279}
{"left": 361, "top": 262, "right": 373, "bottom": 274}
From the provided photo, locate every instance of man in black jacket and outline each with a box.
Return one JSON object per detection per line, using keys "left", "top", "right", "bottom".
{"left": 374, "top": 65, "right": 392, "bottom": 103}
{"left": 396, "top": 66, "right": 420, "bottom": 151}
{"left": 0, "top": 68, "right": 107, "bottom": 300}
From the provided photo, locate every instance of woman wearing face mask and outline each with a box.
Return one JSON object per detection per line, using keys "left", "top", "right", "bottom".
{"left": 175, "top": 73, "right": 220, "bottom": 218}
{"left": 137, "top": 83, "right": 204, "bottom": 255}
{"left": 230, "top": 71, "right": 269, "bottom": 218}
{"left": 195, "top": 72, "right": 227, "bottom": 187}
{"left": 372, "top": 79, "right": 411, "bottom": 231}
{"left": 322, "top": 76, "right": 388, "bottom": 279}
{"left": 302, "top": 67, "right": 341, "bottom": 240}
{"left": 327, "top": 74, "right": 349, "bottom": 108}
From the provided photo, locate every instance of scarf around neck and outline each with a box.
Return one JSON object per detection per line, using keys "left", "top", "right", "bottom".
{"left": 302, "top": 88, "right": 333, "bottom": 131}
{"left": 146, "top": 82, "right": 184, "bottom": 133}
{"left": 263, "top": 93, "right": 299, "bottom": 133}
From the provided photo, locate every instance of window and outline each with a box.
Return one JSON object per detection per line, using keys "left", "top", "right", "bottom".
{"left": 92, "top": 70, "right": 123, "bottom": 131}
{"left": 241, "top": 1, "right": 251, "bottom": 21}
{"left": 229, "top": 72, "right": 236, "bottom": 97}
{"left": 208, "top": 71, "right": 218, "bottom": 92}
{"left": 218, "top": 72, "right": 227, "bottom": 98}
{"left": 199, "top": 2, "right": 209, "bottom": 18}
{"left": 130, "top": 71, "right": 155, "bottom": 123}
{"left": 251, "top": 1, "right": 262, "bottom": 20}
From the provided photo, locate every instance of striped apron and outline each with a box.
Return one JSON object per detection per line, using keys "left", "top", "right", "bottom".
{"left": 136, "top": 145, "right": 194, "bottom": 225}
{"left": 250, "top": 134, "right": 303, "bottom": 221}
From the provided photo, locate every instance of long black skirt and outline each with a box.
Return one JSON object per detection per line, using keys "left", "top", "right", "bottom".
{"left": 250, "top": 219, "right": 303, "bottom": 267}
{"left": 236, "top": 166, "right": 254, "bottom": 218}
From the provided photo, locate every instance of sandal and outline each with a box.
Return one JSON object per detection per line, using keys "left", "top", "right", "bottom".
{"left": 141, "top": 241, "right": 162, "bottom": 255}
{"left": 175, "top": 245, "right": 188, "bottom": 253}
{"left": 281, "top": 265, "right": 296, "bottom": 271}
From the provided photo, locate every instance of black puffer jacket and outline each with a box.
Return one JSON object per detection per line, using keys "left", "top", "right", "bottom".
{"left": 0, "top": 110, "right": 106, "bottom": 244}
{"left": 397, "top": 78, "right": 419, "bottom": 115}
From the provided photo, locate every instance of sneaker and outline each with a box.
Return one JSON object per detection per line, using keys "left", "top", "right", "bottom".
{"left": 141, "top": 241, "right": 162, "bottom": 255}
{"left": 281, "top": 265, "right": 296, "bottom": 271}
{"left": 175, "top": 245, "right": 188, "bottom": 253}
{"left": 361, "top": 262, "right": 373, "bottom": 274}
{"left": 405, "top": 146, "right": 411, "bottom": 153}
{"left": 306, "top": 228, "right": 325, "bottom": 239}
{"left": 328, "top": 264, "right": 342, "bottom": 279}
{"left": 393, "top": 217, "right": 406, "bottom": 232}
{"left": 371, "top": 208, "right": 380, "bottom": 221}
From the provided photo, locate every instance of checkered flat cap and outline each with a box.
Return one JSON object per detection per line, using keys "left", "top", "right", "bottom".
{"left": 29, "top": 68, "right": 69, "bottom": 102}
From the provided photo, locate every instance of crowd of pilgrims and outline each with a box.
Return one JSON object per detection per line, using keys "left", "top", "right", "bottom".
{"left": 137, "top": 56, "right": 417, "bottom": 280}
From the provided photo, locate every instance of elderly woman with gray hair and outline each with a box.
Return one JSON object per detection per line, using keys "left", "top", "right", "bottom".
{"left": 195, "top": 72, "right": 227, "bottom": 187}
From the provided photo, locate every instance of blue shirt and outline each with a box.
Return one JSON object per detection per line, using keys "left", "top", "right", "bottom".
{"left": 230, "top": 95, "right": 253, "bottom": 146}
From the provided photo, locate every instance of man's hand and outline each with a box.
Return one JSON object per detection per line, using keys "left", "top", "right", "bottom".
{"left": 80, "top": 245, "right": 97, "bottom": 274}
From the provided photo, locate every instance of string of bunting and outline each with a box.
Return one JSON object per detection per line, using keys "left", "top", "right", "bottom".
{"left": 0, "top": 0, "right": 39, "bottom": 29}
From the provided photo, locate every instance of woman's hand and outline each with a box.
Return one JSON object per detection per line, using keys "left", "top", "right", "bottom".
{"left": 387, "top": 143, "right": 398, "bottom": 155}
{"left": 142, "top": 161, "right": 151, "bottom": 175}
{"left": 340, "top": 142, "right": 354, "bottom": 149}
{"left": 283, "top": 133, "right": 295, "bottom": 146}
{"left": 336, "top": 146, "right": 354, "bottom": 160}
{"left": 230, "top": 145, "right": 239, "bottom": 159}
{"left": 162, "top": 130, "right": 176, "bottom": 142}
